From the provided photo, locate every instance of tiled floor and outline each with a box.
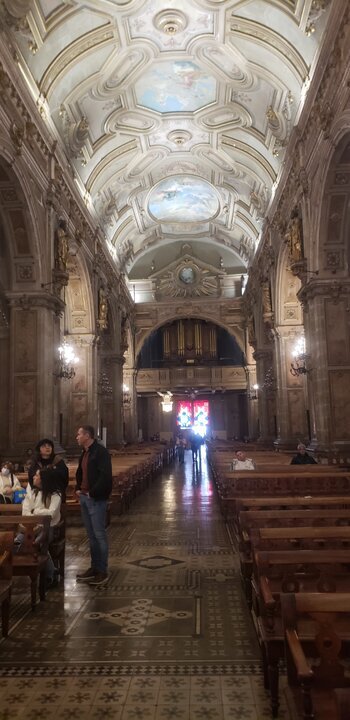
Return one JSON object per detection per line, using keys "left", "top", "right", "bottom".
{"left": 0, "top": 448, "right": 297, "bottom": 719}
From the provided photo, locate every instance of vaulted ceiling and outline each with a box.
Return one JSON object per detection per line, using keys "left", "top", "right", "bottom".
{"left": 2, "top": 0, "right": 332, "bottom": 285}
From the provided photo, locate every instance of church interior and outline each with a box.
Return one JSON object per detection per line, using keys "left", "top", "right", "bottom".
{"left": 1, "top": 0, "right": 350, "bottom": 718}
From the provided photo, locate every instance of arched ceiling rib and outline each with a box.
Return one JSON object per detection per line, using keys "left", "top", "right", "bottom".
{"left": 2, "top": 0, "right": 332, "bottom": 284}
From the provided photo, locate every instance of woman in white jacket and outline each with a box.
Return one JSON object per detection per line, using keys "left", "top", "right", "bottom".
{"left": 21, "top": 467, "right": 62, "bottom": 586}
{"left": 0, "top": 462, "right": 22, "bottom": 503}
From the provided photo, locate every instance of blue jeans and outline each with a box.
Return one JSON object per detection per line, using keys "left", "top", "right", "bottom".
{"left": 79, "top": 495, "right": 108, "bottom": 574}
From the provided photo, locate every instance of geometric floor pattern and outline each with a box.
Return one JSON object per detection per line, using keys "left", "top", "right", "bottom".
{"left": 0, "top": 448, "right": 298, "bottom": 719}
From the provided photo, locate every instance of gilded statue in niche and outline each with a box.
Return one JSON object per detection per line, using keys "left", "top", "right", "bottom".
{"left": 247, "top": 315, "right": 256, "bottom": 346}
{"left": 286, "top": 207, "right": 304, "bottom": 263}
{"left": 121, "top": 312, "right": 128, "bottom": 353}
{"left": 55, "top": 221, "right": 69, "bottom": 272}
{"left": 98, "top": 287, "right": 108, "bottom": 330}
{"left": 262, "top": 282, "right": 272, "bottom": 317}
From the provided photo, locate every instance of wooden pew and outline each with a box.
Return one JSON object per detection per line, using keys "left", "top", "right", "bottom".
{"left": 0, "top": 503, "right": 66, "bottom": 580}
{"left": 0, "top": 515, "right": 50, "bottom": 609}
{"left": 281, "top": 593, "right": 350, "bottom": 720}
{"left": 253, "top": 549, "right": 350, "bottom": 717}
{"left": 239, "top": 518, "right": 350, "bottom": 607}
{"left": 218, "top": 471, "right": 350, "bottom": 521}
{"left": 0, "top": 531, "right": 13, "bottom": 637}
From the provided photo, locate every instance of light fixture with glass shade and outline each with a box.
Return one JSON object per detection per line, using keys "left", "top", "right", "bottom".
{"left": 157, "top": 391, "right": 173, "bottom": 413}
{"left": 56, "top": 338, "right": 79, "bottom": 380}
{"left": 290, "top": 336, "right": 310, "bottom": 377}
{"left": 248, "top": 383, "right": 259, "bottom": 400}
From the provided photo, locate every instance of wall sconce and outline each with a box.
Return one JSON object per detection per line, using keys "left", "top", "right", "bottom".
{"left": 56, "top": 338, "right": 79, "bottom": 380}
{"left": 123, "top": 383, "right": 131, "bottom": 406}
{"left": 248, "top": 383, "right": 259, "bottom": 400}
{"left": 157, "top": 391, "right": 173, "bottom": 413}
{"left": 290, "top": 336, "right": 310, "bottom": 377}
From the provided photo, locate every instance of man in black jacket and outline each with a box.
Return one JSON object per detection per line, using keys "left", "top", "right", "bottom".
{"left": 75, "top": 425, "right": 112, "bottom": 586}
{"left": 290, "top": 443, "right": 317, "bottom": 465}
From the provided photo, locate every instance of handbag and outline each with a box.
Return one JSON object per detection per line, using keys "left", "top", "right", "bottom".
{"left": 12, "top": 488, "right": 26, "bottom": 504}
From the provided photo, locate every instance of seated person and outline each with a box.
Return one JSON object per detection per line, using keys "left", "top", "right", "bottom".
{"left": 20, "top": 467, "right": 63, "bottom": 586}
{"left": 0, "top": 461, "right": 22, "bottom": 503}
{"left": 231, "top": 450, "right": 256, "bottom": 471}
{"left": 28, "top": 438, "right": 68, "bottom": 499}
{"left": 290, "top": 443, "right": 317, "bottom": 465}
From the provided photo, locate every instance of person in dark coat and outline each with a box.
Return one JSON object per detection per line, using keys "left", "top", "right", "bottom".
{"left": 75, "top": 425, "right": 112, "bottom": 587}
{"left": 290, "top": 443, "right": 317, "bottom": 465}
{"left": 28, "top": 438, "right": 69, "bottom": 498}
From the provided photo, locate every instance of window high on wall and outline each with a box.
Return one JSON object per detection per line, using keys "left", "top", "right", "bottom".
{"left": 177, "top": 400, "right": 209, "bottom": 436}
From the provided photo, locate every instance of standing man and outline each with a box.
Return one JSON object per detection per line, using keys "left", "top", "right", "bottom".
{"left": 75, "top": 426, "right": 112, "bottom": 586}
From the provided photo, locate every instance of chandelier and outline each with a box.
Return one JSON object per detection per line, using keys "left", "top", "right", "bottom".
{"left": 157, "top": 391, "right": 173, "bottom": 413}
{"left": 290, "top": 336, "right": 310, "bottom": 377}
{"left": 56, "top": 338, "right": 79, "bottom": 380}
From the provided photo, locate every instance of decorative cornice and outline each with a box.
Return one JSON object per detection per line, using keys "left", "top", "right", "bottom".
{"left": 7, "top": 291, "right": 65, "bottom": 315}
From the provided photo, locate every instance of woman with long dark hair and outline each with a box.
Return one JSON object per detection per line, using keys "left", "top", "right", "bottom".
{"left": 21, "top": 467, "right": 63, "bottom": 586}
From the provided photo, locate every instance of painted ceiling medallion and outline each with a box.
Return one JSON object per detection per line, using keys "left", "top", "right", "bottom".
{"left": 154, "top": 10, "right": 188, "bottom": 35}
{"left": 167, "top": 129, "right": 192, "bottom": 146}
{"left": 135, "top": 61, "right": 216, "bottom": 113}
{"left": 148, "top": 176, "right": 220, "bottom": 223}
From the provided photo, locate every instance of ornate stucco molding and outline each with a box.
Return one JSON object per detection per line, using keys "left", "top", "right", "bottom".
{"left": 7, "top": 291, "right": 65, "bottom": 316}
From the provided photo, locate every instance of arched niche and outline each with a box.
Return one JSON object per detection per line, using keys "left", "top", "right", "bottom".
{"left": 317, "top": 133, "right": 350, "bottom": 277}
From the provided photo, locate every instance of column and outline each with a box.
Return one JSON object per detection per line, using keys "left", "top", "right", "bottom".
{"left": 245, "top": 364, "right": 259, "bottom": 440}
{"left": 253, "top": 349, "right": 276, "bottom": 444}
{"left": 273, "top": 326, "right": 308, "bottom": 449}
{"left": 123, "top": 367, "right": 138, "bottom": 443}
{"left": 62, "top": 333, "right": 98, "bottom": 449}
{"left": 8, "top": 293, "right": 62, "bottom": 453}
{"left": 105, "top": 354, "right": 124, "bottom": 446}
{"left": 301, "top": 282, "right": 350, "bottom": 452}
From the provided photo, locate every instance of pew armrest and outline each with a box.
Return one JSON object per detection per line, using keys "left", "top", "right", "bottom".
{"left": 285, "top": 628, "right": 313, "bottom": 680}
{"left": 260, "top": 575, "right": 275, "bottom": 607}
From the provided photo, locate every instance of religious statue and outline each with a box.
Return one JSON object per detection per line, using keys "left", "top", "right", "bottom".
{"left": 121, "top": 312, "right": 128, "bottom": 353}
{"left": 98, "top": 287, "right": 108, "bottom": 330}
{"left": 55, "top": 221, "right": 69, "bottom": 272}
{"left": 262, "top": 282, "right": 272, "bottom": 317}
{"left": 287, "top": 208, "right": 304, "bottom": 263}
{"left": 247, "top": 315, "right": 256, "bottom": 346}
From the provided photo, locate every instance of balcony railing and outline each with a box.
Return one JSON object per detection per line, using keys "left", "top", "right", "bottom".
{"left": 136, "top": 365, "right": 246, "bottom": 393}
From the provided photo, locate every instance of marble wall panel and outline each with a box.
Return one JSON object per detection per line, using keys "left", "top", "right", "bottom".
{"left": 329, "top": 369, "right": 350, "bottom": 440}
{"left": 71, "top": 394, "right": 89, "bottom": 431}
{"left": 325, "top": 299, "right": 350, "bottom": 366}
{"left": 14, "top": 309, "right": 37, "bottom": 373}
{"left": 14, "top": 375, "right": 37, "bottom": 441}
{"left": 326, "top": 194, "right": 347, "bottom": 243}
{"left": 288, "top": 388, "right": 307, "bottom": 437}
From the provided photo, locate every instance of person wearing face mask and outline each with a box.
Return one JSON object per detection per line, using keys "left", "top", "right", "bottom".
{"left": 28, "top": 438, "right": 69, "bottom": 499}
{"left": 0, "top": 461, "right": 22, "bottom": 503}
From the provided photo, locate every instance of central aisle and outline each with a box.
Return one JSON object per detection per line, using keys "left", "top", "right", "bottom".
{"left": 0, "top": 447, "right": 296, "bottom": 719}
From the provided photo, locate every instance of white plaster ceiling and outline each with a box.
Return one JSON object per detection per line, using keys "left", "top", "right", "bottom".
{"left": 4, "top": 0, "right": 332, "bottom": 281}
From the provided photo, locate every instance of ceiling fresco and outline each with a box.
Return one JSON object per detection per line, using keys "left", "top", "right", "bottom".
{"left": 135, "top": 60, "right": 217, "bottom": 113}
{"left": 148, "top": 177, "right": 220, "bottom": 223}
{"left": 0, "top": 0, "right": 333, "bottom": 290}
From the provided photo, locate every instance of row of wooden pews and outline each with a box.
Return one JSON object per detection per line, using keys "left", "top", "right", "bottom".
{"left": 64, "top": 442, "right": 173, "bottom": 516}
{"left": 0, "top": 443, "right": 173, "bottom": 620}
{"left": 208, "top": 442, "right": 350, "bottom": 719}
